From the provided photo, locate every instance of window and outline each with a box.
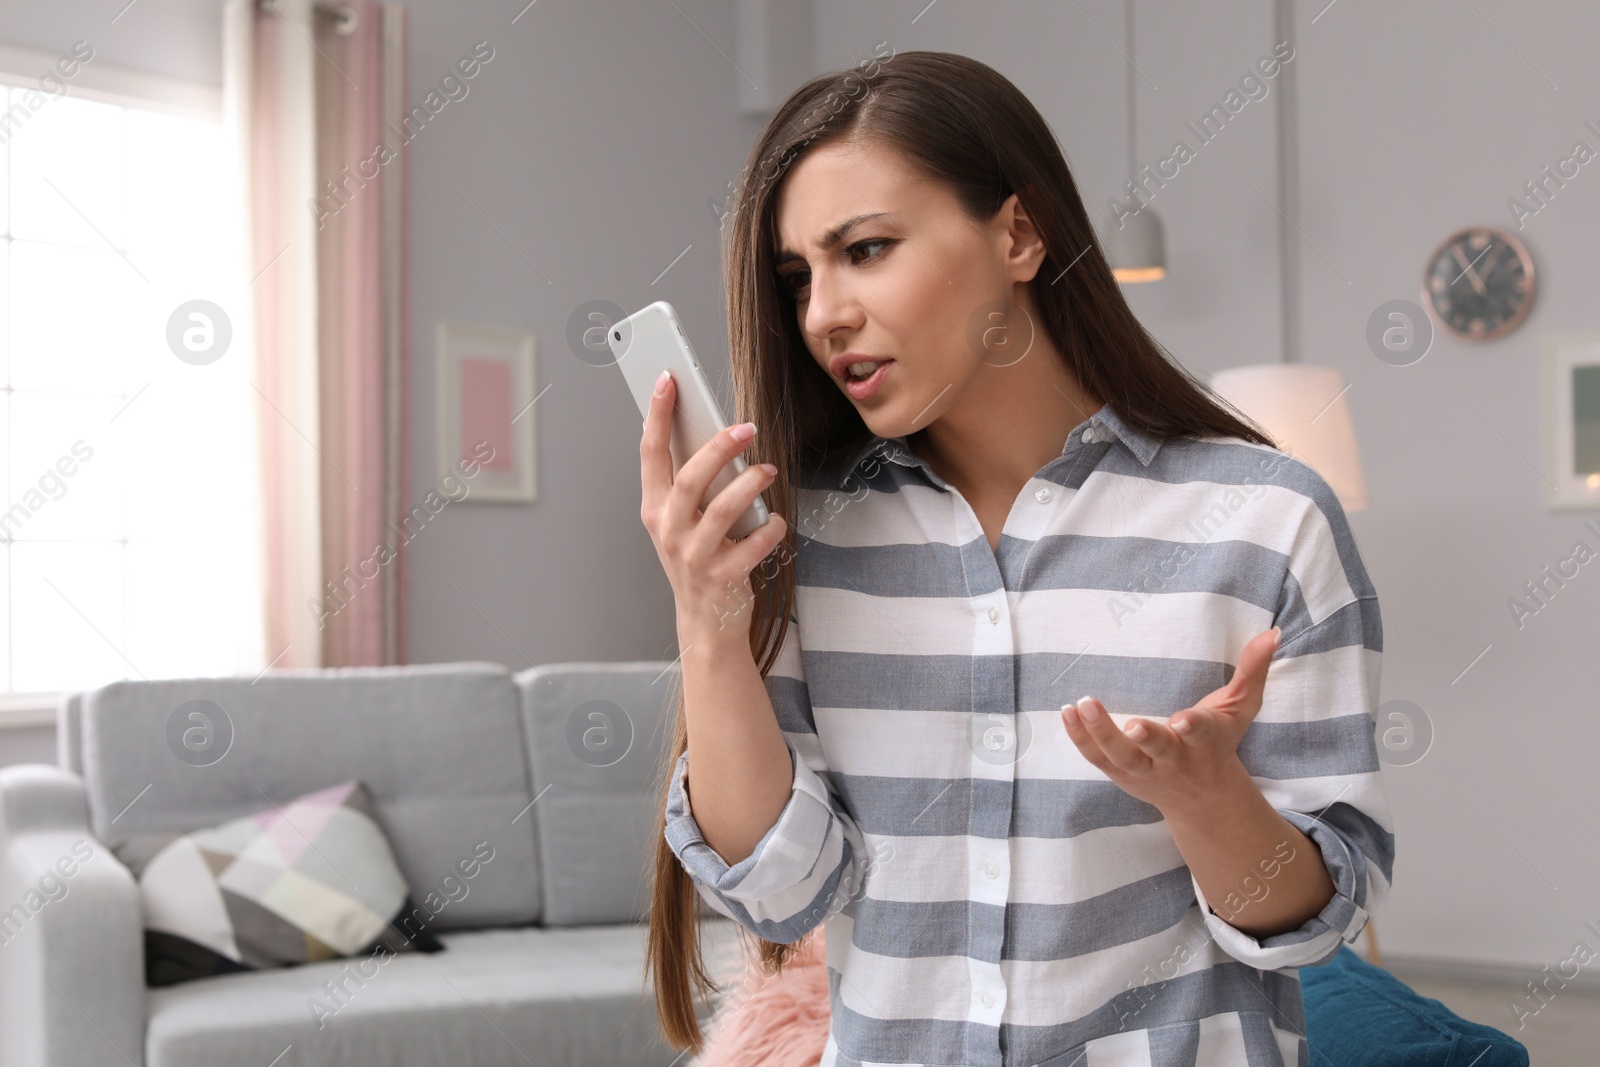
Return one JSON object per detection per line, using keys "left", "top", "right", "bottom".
{"left": 1, "top": 53, "right": 264, "bottom": 719}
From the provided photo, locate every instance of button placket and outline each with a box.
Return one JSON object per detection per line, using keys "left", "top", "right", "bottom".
{"left": 965, "top": 958, "right": 1007, "bottom": 1035}
{"left": 980, "top": 839, "right": 1010, "bottom": 892}
{"left": 954, "top": 480, "right": 1013, "bottom": 1054}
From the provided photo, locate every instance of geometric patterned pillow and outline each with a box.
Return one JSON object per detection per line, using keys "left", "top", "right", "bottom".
{"left": 108, "top": 779, "right": 445, "bottom": 987}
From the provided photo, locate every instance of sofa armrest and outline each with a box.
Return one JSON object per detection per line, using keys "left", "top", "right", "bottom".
{"left": 0, "top": 764, "right": 145, "bottom": 1067}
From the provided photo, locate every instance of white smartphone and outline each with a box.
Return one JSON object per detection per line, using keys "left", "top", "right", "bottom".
{"left": 610, "top": 300, "right": 772, "bottom": 540}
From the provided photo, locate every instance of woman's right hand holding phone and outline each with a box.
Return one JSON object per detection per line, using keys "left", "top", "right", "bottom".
{"left": 640, "top": 369, "right": 789, "bottom": 643}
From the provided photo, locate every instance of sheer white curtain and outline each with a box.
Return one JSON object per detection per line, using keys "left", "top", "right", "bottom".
{"left": 224, "top": 0, "right": 322, "bottom": 669}
{"left": 223, "top": 0, "right": 410, "bottom": 669}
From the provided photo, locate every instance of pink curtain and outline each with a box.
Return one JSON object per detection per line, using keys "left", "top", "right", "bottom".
{"left": 224, "top": 0, "right": 409, "bottom": 668}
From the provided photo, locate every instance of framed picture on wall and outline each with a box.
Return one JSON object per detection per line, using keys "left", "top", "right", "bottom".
{"left": 1540, "top": 331, "right": 1600, "bottom": 510}
{"left": 435, "top": 322, "right": 537, "bottom": 503}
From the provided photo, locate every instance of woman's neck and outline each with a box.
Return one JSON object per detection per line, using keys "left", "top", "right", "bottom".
{"left": 908, "top": 348, "right": 1102, "bottom": 495}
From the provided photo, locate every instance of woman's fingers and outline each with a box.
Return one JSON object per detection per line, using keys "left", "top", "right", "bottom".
{"left": 668, "top": 420, "right": 757, "bottom": 530}
{"left": 1123, "top": 716, "right": 1181, "bottom": 761}
{"left": 725, "top": 510, "right": 788, "bottom": 573}
{"left": 1063, "top": 697, "right": 1148, "bottom": 772}
{"left": 693, "top": 460, "right": 777, "bottom": 556}
{"left": 1231, "top": 626, "right": 1280, "bottom": 703}
{"left": 639, "top": 370, "right": 677, "bottom": 520}
{"left": 1195, "top": 626, "right": 1281, "bottom": 719}
{"left": 639, "top": 369, "right": 761, "bottom": 540}
{"left": 1169, "top": 707, "right": 1222, "bottom": 745}
{"left": 1220, "top": 626, "right": 1279, "bottom": 705}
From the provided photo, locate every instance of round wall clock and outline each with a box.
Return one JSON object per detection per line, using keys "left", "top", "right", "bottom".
{"left": 1421, "top": 226, "right": 1536, "bottom": 341}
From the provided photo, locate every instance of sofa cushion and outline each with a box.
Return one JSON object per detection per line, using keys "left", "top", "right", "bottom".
{"left": 110, "top": 779, "right": 445, "bottom": 987}
{"left": 142, "top": 918, "right": 747, "bottom": 1067}
{"left": 1301, "top": 945, "right": 1530, "bottom": 1065}
{"left": 514, "top": 661, "right": 680, "bottom": 926}
{"left": 78, "top": 661, "right": 541, "bottom": 930}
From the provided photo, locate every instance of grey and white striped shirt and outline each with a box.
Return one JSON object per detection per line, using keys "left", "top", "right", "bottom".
{"left": 664, "top": 402, "right": 1394, "bottom": 1067}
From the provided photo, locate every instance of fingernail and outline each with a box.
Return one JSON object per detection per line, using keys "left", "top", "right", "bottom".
{"left": 758, "top": 463, "right": 777, "bottom": 476}
{"left": 653, "top": 369, "right": 670, "bottom": 395}
{"left": 1061, "top": 703, "right": 1080, "bottom": 727}
{"left": 730, "top": 422, "right": 756, "bottom": 442}
{"left": 1172, "top": 718, "right": 1191, "bottom": 734}
{"left": 1077, "top": 695, "right": 1098, "bottom": 721}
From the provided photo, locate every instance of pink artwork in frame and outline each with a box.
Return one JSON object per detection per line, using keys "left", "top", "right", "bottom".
{"left": 436, "top": 322, "right": 537, "bottom": 502}
{"left": 458, "top": 357, "right": 516, "bottom": 473}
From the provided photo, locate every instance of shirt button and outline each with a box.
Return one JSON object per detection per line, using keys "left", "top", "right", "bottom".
{"left": 987, "top": 606, "right": 1000, "bottom": 624}
{"left": 1034, "top": 486, "right": 1052, "bottom": 504}
{"left": 983, "top": 727, "right": 1009, "bottom": 751}
{"left": 981, "top": 990, "right": 995, "bottom": 1007}
{"left": 1081, "top": 427, "right": 1097, "bottom": 444}
{"left": 984, "top": 859, "right": 999, "bottom": 879}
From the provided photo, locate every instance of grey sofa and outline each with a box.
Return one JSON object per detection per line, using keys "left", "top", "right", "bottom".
{"left": 0, "top": 660, "right": 743, "bottom": 1067}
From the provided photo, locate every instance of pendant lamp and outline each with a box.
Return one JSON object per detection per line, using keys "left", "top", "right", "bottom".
{"left": 1107, "top": 0, "right": 1166, "bottom": 283}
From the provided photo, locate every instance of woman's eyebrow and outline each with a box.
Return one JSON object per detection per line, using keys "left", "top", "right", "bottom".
{"left": 775, "top": 212, "right": 897, "bottom": 267}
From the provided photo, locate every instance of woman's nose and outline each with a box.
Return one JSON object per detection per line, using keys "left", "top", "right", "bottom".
{"left": 804, "top": 268, "right": 857, "bottom": 337}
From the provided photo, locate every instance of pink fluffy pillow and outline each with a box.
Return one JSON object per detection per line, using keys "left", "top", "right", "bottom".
{"left": 694, "top": 924, "right": 831, "bottom": 1067}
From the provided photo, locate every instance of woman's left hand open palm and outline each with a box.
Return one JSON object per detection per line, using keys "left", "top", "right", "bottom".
{"left": 1059, "top": 626, "right": 1281, "bottom": 815}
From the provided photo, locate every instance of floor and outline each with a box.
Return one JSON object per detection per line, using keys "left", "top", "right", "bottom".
{"left": 1398, "top": 970, "right": 1600, "bottom": 1065}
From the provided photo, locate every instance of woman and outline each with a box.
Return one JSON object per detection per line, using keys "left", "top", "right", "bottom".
{"left": 641, "top": 50, "right": 1393, "bottom": 1067}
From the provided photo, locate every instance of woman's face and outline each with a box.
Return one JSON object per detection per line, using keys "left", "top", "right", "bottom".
{"left": 772, "top": 137, "right": 1043, "bottom": 440}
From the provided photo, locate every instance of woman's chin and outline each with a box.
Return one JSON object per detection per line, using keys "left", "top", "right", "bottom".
{"left": 860, "top": 413, "right": 921, "bottom": 442}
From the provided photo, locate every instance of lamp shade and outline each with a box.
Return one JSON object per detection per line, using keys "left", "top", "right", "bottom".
{"left": 1105, "top": 206, "right": 1166, "bottom": 283}
{"left": 1209, "top": 364, "right": 1368, "bottom": 512}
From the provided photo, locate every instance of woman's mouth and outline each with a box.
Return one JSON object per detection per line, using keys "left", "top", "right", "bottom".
{"left": 844, "top": 360, "right": 893, "bottom": 400}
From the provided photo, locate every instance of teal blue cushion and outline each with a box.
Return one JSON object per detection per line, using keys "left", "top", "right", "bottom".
{"left": 1301, "top": 945, "right": 1529, "bottom": 1066}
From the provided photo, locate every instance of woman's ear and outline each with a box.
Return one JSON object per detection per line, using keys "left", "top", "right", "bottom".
{"left": 997, "top": 192, "right": 1049, "bottom": 284}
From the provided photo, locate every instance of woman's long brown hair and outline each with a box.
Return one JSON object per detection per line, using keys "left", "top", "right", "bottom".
{"left": 643, "top": 49, "right": 1279, "bottom": 1054}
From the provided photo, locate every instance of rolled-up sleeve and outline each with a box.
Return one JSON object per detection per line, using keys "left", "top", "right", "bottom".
{"left": 1195, "top": 472, "right": 1397, "bottom": 971}
{"left": 662, "top": 613, "right": 865, "bottom": 944}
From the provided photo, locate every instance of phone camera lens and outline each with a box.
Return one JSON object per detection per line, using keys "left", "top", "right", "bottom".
{"left": 613, "top": 330, "right": 621, "bottom": 341}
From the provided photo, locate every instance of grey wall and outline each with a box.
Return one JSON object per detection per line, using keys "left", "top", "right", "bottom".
{"left": 4, "top": 0, "right": 1598, "bottom": 980}
{"left": 390, "top": 0, "right": 769, "bottom": 669}
{"left": 1292, "top": 0, "right": 1600, "bottom": 978}
{"left": 0, "top": 0, "right": 224, "bottom": 84}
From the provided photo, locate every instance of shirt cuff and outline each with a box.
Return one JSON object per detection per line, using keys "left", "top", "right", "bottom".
{"left": 663, "top": 739, "right": 850, "bottom": 934}
{"left": 1190, "top": 807, "right": 1371, "bottom": 971}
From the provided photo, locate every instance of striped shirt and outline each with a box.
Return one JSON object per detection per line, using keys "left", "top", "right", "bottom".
{"left": 664, "top": 402, "right": 1395, "bottom": 1067}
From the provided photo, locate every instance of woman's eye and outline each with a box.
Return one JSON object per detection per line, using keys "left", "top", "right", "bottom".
{"left": 847, "top": 238, "right": 892, "bottom": 264}
{"left": 779, "top": 239, "right": 893, "bottom": 297}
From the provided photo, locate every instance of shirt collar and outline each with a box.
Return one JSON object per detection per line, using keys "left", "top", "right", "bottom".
{"left": 1090, "top": 403, "right": 1164, "bottom": 466}
{"left": 834, "top": 403, "right": 1164, "bottom": 490}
